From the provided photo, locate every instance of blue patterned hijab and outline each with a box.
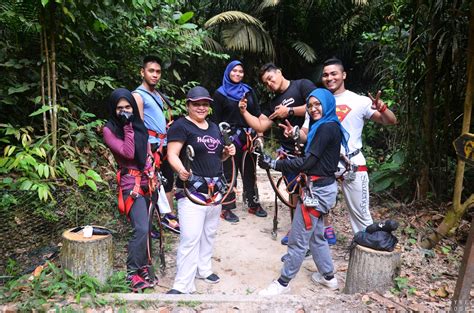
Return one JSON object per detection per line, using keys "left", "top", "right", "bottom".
{"left": 305, "top": 88, "right": 349, "bottom": 154}
{"left": 216, "top": 60, "right": 252, "bottom": 101}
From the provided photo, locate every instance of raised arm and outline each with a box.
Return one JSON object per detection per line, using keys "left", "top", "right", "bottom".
{"left": 368, "top": 91, "right": 397, "bottom": 125}
{"left": 239, "top": 97, "right": 273, "bottom": 132}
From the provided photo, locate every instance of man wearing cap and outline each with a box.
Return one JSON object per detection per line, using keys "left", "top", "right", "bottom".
{"left": 166, "top": 86, "right": 236, "bottom": 294}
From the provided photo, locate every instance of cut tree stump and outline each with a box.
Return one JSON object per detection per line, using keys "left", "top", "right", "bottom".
{"left": 344, "top": 244, "right": 401, "bottom": 294}
{"left": 61, "top": 227, "right": 113, "bottom": 284}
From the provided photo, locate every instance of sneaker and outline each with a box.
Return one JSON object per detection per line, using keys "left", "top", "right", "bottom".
{"left": 365, "top": 220, "right": 399, "bottom": 234}
{"left": 258, "top": 280, "right": 290, "bottom": 296}
{"left": 311, "top": 272, "right": 338, "bottom": 290}
{"left": 281, "top": 231, "right": 290, "bottom": 245}
{"left": 324, "top": 226, "right": 337, "bottom": 245}
{"left": 197, "top": 273, "right": 220, "bottom": 284}
{"left": 248, "top": 205, "right": 268, "bottom": 217}
{"left": 221, "top": 210, "right": 239, "bottom": 223}
{"left": 138, "top": 266, "right": 158, "bottom": 287}
{"left": 167, "top": 288, "right": 183, "bottom": 294}
{"left": 127, "top": 273, "right": 152, "bottom": 292}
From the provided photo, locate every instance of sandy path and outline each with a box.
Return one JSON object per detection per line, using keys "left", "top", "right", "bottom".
{"left": 158, "top": 168, "right": 350, "bottom": 299}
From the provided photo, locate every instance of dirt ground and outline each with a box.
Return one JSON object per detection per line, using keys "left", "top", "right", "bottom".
{"left": 141, "top": 168, "right": 470, "bottom": 311}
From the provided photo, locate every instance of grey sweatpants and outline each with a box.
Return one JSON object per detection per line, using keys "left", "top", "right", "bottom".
{"left": 281, "top": 181, "right": 337, "bottom": 280}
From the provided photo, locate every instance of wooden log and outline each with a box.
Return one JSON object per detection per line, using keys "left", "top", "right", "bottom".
{"left": 344, "top": 244, "right": 402, "bottom": 294}
{"left": 60, "top": 227, "right": 113, "bottom": 284}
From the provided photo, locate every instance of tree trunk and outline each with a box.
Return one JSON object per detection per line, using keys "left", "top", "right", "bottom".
{"left": 419, "top": 5, "right": 438, "bottom": 200}
{"left": 344, "top": 245, "right": 401, "bottom": 294}
{"left": 60, "top": 228, "right": 113, "bottom": 284}
{"left": 420, "top": 0, "right": 474, "bottom": 249}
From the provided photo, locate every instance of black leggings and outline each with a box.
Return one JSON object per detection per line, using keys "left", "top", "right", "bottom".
{"left": 125, "top": 191, "right": 156, "bottom": 273}
{"left": 222, "top": 147, "right": 260, "bottom": 210}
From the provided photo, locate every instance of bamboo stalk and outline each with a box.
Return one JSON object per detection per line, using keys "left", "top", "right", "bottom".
{"left": 50, "top": 2, "right": 58, "bottom": 166}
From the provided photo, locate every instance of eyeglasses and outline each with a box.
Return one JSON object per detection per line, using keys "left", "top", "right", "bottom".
{"left": 307, "top": 102, "right": 322, "bottom": 110}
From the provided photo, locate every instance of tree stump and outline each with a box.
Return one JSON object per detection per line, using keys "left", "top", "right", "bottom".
{"left": 344, "top": 244, "right": 402, "bottom": 294}
{"left": 60, "top": 227, "right": 113, "bottom": 284}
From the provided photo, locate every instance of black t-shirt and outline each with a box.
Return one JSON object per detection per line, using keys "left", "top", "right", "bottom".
{"left": 276, "top": 122, "right": 341, "bottom": 180}
{"left": 262, "top": 79, "right": 316, "bottom": 151}
{"left": 210, "top": 89, "right": 261, "bottom": 128}
{"left": 167, "top": 117, "right": 224, "bottom": 188}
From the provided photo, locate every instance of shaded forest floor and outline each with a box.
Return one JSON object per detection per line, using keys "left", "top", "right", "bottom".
{"left": 2, "top": 169, "right": 472, "bottom": 312}
{"left": 106, "top": 169, "right": 472, "bottom": 311}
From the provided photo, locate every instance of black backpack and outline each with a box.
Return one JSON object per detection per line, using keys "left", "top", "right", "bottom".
{"left": 352, "top": 230, "right": 398, "bottom": 252}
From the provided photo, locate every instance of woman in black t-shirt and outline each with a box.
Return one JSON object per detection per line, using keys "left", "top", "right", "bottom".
{"left": 166, "top": 86, "right": 235, "bottom": 294}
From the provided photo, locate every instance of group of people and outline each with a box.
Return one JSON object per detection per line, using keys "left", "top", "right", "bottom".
{"left": 103, "top": 56, "right": 397, "bottom": 294}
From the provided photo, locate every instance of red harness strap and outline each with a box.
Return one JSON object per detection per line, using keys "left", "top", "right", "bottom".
{"left": 117, "top": 168, "right": 157, "bottom": 216}
{"left": 148, "top": 130, "right": 167, "bottom": 169}
{"left": 301, "top": 203, "right": 321, "bottom": 230}
{"left": 356, "top": 165, "right": 368, "bottom": 172}
{"left": 300, "top": 174, "right": 322, "bottom": 230}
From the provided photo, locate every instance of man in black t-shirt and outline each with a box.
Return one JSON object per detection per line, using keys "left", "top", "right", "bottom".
{"left": 239, "top": 63, "right": 315, "bottom": 243}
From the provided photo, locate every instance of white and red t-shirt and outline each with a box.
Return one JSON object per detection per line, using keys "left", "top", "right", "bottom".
{"left": 303, "top": 90, "right": 376, "bottom": 166}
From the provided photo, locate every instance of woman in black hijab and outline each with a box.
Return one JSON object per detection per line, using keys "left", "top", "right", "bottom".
{"left": 103, "top": 88, "right": 157, "bottom": 292}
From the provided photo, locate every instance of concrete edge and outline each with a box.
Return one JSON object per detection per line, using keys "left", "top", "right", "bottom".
{"left": 97, "top": 293, "right": 306, "bottom": 304}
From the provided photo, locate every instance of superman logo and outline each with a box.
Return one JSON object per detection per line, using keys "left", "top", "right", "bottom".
{"left": 336, "top": 104, "right": 351, "bottom": 122}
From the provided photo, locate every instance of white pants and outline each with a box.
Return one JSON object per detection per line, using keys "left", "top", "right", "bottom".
{"left": 172, "top": 197, "right": 221, "bottom": 293}
{"left": 341, "top": 171, "right": 373, "bottom": 233}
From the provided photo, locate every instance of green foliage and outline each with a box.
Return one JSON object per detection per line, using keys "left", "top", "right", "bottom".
{"left": 0, "top": 123, "right": 55, "bottom": 201}
{"left": 0, "top": 109, "right": 106, "bottom": 202}
{"left": 5, "top": 258, "right": 19, "bottom": 277}
{"left": 391, "top": 276, "right": 416, "bottom": 296}
{"left": 370, "top": 150, "right": 409, "bottom": 193}
{"left": 0, "top": 261, "right": 129, "bottom": 310}
{"left": 403, "top": 225, "right": 418, "bottom": 246}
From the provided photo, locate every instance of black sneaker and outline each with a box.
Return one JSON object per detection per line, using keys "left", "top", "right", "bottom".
{"left": 198, "top": 273, "right": 220, "bottom": 284}
{"left": 167, "top": 288, "right": 183, "bottom": 294}
{"left": 221, "top": 210, "right": 239, "bottom": 223}
{"left": 248, "top": 205, "right": 267, "bottom": 217}
{"left": 138, "top": 266, "right": 158, "bottom": 287}
{"left": 366, "top": 220, "right": 399, "bottom": 233}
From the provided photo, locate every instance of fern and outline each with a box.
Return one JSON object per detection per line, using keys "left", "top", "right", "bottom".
{"left": 291, "top": 41, "right": 317, "bottom": 63}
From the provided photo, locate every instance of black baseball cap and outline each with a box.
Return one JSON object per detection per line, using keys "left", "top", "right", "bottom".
{"left": 186, "top": 86, "right": 213, "bottom": 102}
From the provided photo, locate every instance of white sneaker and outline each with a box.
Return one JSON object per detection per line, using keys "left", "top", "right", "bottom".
{"left": 258, "top": 280, "right": 290, "bottom": 296}
{"left": 311, "top": 272, "right": 338, "bottom": 290}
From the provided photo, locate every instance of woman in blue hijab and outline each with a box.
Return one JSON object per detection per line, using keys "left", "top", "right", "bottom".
{"left": 211, "top": 60, "right": 267, "bottom": 222}
{"left": 258, "top": 88, "right": 349, "bottom": 295}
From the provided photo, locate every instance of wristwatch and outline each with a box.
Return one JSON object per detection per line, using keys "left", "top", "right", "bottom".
{"left": 288, "top": 107, "right": 294, "bottom": 117}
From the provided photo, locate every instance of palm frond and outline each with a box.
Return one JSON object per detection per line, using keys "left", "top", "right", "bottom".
{"left": 291, "top": 41, "right": 317, "bottom": 63}
{"left": 221, "top": 23, "right": 274, "bottom": 58}
{"left": 204, "top": 10, "right": 264, "bottom": 29}
{"left": 256, "top": 0, "right": 281, "bottom": 12}
{"left": 202, "top": 35, "right": 225, "bottom": 52}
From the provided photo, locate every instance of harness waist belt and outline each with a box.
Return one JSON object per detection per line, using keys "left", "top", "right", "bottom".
{"left": 347, "top": 149, "right": 360, "bottom": 159}
{"left": 301, "top": 203, "right": 321, "bottom": 230}
{"left": 148, "top": 129, "right": 167, "bottom": 139}
{"left": 355, "top": 165, "right": 368, "bottom": 172}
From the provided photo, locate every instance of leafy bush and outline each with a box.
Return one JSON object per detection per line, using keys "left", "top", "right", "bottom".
{"left": 0, "top": 261, "right": 129, "bottom": 310}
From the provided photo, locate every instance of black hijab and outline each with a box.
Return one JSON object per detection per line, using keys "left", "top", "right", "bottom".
{"left": 105, "top": 88, "right": 148, "bottom": 171}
